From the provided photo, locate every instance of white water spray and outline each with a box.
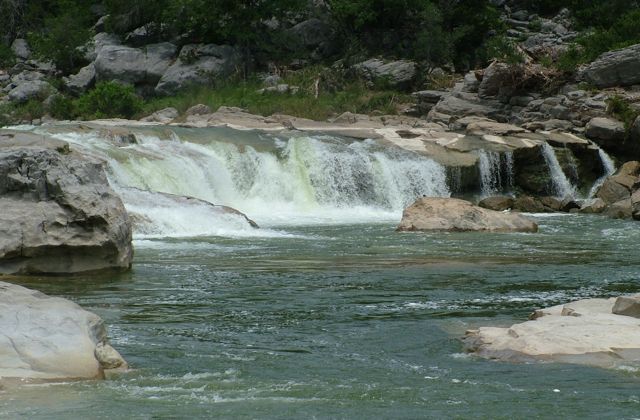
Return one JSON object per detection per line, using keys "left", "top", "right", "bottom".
{"left": 42, "top": 126, "right": 451, "bottom": 235}
{"left": 588, "top": 148, "right": 616, "bottom": 198}
{"left": 478, "top": 150, "right": 514, "bottom": 197}
{"left": 541, "top": 143, "right": 577, "bottom": 199}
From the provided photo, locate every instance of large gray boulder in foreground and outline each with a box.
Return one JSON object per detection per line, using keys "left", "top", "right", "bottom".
{"left": 0, "top": 281, "right": 126, "bottom": 382}
{"left": 0, "top": 131, "right": 133, "bottom": 274}
{"left": 396, "top": 197, "right": 538, "bottom": 232}
{"left": 464, "top": 295, "right": 640, "bottom": 368}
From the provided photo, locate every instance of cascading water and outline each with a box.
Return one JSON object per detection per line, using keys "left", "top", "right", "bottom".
{"left": 588, "top": 148, "right": 616, "bottom": 198}
{"left": 478, "top": 150, "right": 514, "bottom": 197}
{"left": 541, "top": 143, "right": 577, "bottom": 199}
{"left": 36, "top": 125, "right": 450, "bottom": 236}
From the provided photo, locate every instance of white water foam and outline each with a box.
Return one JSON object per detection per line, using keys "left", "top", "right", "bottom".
{"left": 40, "top": 126, "right": 451, "bottom": 235}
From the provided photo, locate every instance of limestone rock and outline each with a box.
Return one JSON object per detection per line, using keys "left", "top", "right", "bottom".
{"left": 10, "top": 39, "right": 31, "bottom": 61}
{"left": 7, "top": 80, "right": 53, "bottom": 103}
{"left": 396, "top": 197, "right": 538, "bottom": 233}
{"left": 580, "top": 43, "right": 640, "bottom": 88}
{"left": 353, "top": 59, "right": 417, "bottom": 89}
{"left": 0, "top": 281, "right": 126, "bottom": 382}
{"left": 83, "top": 32, "right": 121, "bottom": 62}
{"left": 63, "top": 63, "right": 96, "bottom": 95}
{"left": 155, "top": 44, "right": 241, "bottom": 95}
{"left": 579, "top": 198, "right": 607, "bottom": 214}
{"left": 512, "top": 195, "right": 546, "bottom": 213}
{"left": 585, "top": 117, "right": 626, "bottom": 145}
{"left": 478, "top": 196, "right": 514, "bottom": 211}
{"left": 186, "top": 104, "right": 212, "bottom": 116}
{"left": 604, "top": 198, "right": 633, "bottom": 219}
{"left": 464, "top": 295, "right": 640, "bottom": 368}
{"left": 286, "top": 18, "right": 335, "bottom": 59}
{"left": 478, "top": 62, "right": 516, "bottom": 99}
{"left": 140, "top": 107, "right": 179, "bottom": 123}
{"left": 0, "top": 131, "right": 133, "bottom": 274}
{"left": 612, "top": 295, "right": 640, "bottom": 318}
{"left": 95, "top": 43, "right": 177, "bottom": 86}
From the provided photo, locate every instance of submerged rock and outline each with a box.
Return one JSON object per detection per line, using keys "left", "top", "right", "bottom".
{"left": 0, "top": 131, "right": 133, "bottom": 274}
{"left": 0, "top": 281, "right": 126, "bottom": 383}
{"left": 464, "top": 295, "right": 640, "bottom": 368}
{"left": 396, "top": 197, "right": 538, "bottom": 232}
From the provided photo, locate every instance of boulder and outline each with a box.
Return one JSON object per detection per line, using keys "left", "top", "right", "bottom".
{"left": 396, "top": 197, "right": 538, "bottom": 232}
{"left": 464, "top": 295, "right": 640, "bottom": 368}
{"left": 10, "top": 38, "right": 31, "bottom": 61}
{"left": 580, "top": 43, "right": 640, "bottom": 88}
{"left": 83, "top": 32, "right": 121, "bottom": 62}
{"left": 585, "top": 117, "right": 626, "bottom": 145}
{"left": 579, "top": 198, "right": 607, "bottom": 214}
{"left": 185, "top": 104, "right": 212, "bottom": 116}
{"left": 632, "top": 190, "right": 640, "bottom": 220}
{"left": 0, "top": 281, "right": 126, "bottom": 383}
{"left": 604, "top": 198, "right": 633, "bottom": 219}
{"left": 7, "top": 80, "right": 54, "bottom": 103}
{"left": 596, "top": 177, "right": 631, "bottom": 204}
{"left": 512, "top": 195, "right": 546, "bottom": 213}
{"left": 612, "top": 295, "right": 640, "bottom": 318}
{"left": 286, "top": 18, "right": 335, "bottom": 59}
{"left": 352, "top": 58, "right": 417, "bottom": 89}
{"left": 0, "top": 131, "right": 133, "bottom": 274}
{"left": 63, "top": 63, "right": 96, "bottom": 95}
{"left": 478, "top": 195, "right": 514, "bottom": 211}
{"left": 155, "top": 44, "right": 242, "bottom": 95}
{"left": 95, "top": 43, "right": 177, "bottom": 86}
{"left": 140, "top": 107, "right": 179, "bottom": 123}
{"left": 478, "top": 61, "right": 516, "bottom": 99}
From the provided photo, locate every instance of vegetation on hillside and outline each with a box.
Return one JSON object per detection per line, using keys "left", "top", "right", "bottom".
{"left": 1, "top": 0, "right": 640, "bottom": 122}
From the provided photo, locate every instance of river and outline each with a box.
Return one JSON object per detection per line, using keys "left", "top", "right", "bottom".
{"left": 2, "top": 125, "right": 639, "bottom": 418}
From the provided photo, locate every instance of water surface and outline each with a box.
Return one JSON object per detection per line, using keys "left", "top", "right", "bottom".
{"left": 4, "top": 215, "right": 640, "bottom": 419}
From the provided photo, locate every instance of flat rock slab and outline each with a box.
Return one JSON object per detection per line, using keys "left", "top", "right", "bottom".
{"left": 0, "top": 281, "right": 126, "bottom": 383}
{"left": 396, "top": 197, "right": 538, "bottom": 232}
{"left": 464, "top": 295, "right": 640, "bottom": 368}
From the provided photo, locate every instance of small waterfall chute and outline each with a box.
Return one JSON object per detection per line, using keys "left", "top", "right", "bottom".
{"left": 541, "top": 143, "right": 577, "bottom": 199}
{"left": 478, "top": 150, "right": 514, "bottom": 197}
{"left": 588, "top": 148, "right": 616, "bottom": 198}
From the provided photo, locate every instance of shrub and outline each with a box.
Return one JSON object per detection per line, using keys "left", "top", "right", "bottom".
{"left": 76, "top": 81, "right": 143, "bottom": 119}
{"left": 47, "top": 95, "right": 76, "bottom": 120}
{"left": 606, "top": 95, "right": 639, "bottom": 131}
{"left": 0, "top": 42, "right": 16, "bottom": 67}
{"left": 484, "top": 35, "right": 525, "bottom": 65}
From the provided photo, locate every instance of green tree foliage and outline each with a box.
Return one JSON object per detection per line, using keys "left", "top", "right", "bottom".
{"left": 328, "top": 0, "right": 502, "bottom": 69}
{"left": 75, "top": 81, "right": 143, "bottom": 119}
{"left": 25, "top": 0, "right": 93, "bottom": 73}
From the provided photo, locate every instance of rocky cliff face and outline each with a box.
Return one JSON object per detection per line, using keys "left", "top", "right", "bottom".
{"left": 0, "top": 131, "right": 133, "bottom": 274}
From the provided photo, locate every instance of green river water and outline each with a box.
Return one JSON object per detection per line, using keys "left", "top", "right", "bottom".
{"left": 3, "top": 215, "right": 640, "bottom": 419}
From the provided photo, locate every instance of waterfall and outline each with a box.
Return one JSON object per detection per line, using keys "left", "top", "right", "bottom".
{"left": 478, "top": 150, "right": 514, "bottom": 197}
{"left": 541, "top": 143, "right": 577, "bottom": 199}
{"left": 588, "top": 148, "right": 616, "bottom": 198}
{"left": 37, "top": 126, "right": 450, "bottom": 234}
